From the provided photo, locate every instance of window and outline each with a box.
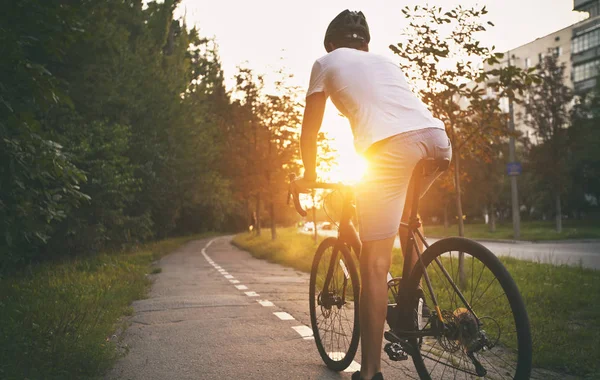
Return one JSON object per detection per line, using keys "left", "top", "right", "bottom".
{"left": 525, "top": 57, "right": 531, "bottom": 68}
{"left": 551, "top": 47, "right": 562, "bottom": 57}
{"left": 572, "top": 28, "right": 600, "bottom": 54}
{"left": 573, "top": 60, "right": 600, "bottom": 83}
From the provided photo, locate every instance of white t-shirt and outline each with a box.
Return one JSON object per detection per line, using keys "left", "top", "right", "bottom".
{"left": 307, "top": 48, "right": 445, "bottom": 153}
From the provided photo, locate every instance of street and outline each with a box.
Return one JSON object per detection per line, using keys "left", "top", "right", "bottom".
{"left": 304, "top": 229, "right": 600, "bottom": 270}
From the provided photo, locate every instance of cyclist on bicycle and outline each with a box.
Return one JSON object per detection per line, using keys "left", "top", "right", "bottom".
{"left": 293, "top": 9, "right": 452, "bottom": 380}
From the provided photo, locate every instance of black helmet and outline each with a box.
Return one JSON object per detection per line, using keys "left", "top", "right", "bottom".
{"left": 324, "top": 10, "right": 370, "bottom": 52}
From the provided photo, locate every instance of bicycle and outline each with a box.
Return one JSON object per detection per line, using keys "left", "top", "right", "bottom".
{"left": 288, "top": 158, "right": 532, "bottom": 379}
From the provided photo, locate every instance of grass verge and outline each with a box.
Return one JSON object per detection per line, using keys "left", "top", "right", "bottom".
{"left": 425, "top": 220, "right": 600, "bottom": 241}
{"left": 0, "top": 233, "right": 217, "bottom": 379}
{"left": 234, "top": 227, "right": 600, "bottom": 378}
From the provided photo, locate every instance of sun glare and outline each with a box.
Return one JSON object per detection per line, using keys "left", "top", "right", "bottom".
{"left": 318, "top": 104, "right": 368, "bottom": 184}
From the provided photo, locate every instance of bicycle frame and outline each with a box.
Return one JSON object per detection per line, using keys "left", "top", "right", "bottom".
{"left": 290, "top": 158, "right": 478, "bottom": 328}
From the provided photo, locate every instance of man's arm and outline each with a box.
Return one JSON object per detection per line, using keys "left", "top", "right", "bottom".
{"left": 300, "top": 92, "right": 327, "bottom": 181}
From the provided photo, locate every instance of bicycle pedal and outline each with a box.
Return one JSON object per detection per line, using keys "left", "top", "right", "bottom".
{"left": 384, "top": 342, "right": 408, "bottom": 361}
{"left": 384, "top": 330, "right": 401, "bottom": 343}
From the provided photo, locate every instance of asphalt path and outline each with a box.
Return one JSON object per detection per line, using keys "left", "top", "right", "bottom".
{"left": 305, "top": 229, "right": 600, "bottom": 270}
{"left": 106, "top": 236, "right": 581, "bottom": 379}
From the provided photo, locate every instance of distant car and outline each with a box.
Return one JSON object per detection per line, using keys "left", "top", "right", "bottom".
{"left": 320, "top": 222, "right": 334, "bottom": 230}
{"left": 303, "top": 222, "right": 315, "bottom": 232}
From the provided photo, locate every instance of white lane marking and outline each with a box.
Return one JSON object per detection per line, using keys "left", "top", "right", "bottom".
{"left": 258, "top": 300, "right": 274, "bottom": 307}
{"left": 235, "top": 285, "right": 248, "bottom": 290}
{"left": 206, "top": 240, "right": 214, "bottom": 248}
{"left": 224, "top": 274, "right": 234, "bottom": 279}
{"left": 273, "top": 312, "right": 295, "bottom": 321}
{"left": 245, "top": 291, "right": 259, "bottom": 297}
{"left": 214, "top": 266, "right": 222, "bottom": 270}
{"left": 344, "top": 361, "right": 361, "bottom": 373}
{"left": 218, "top": 269, "right": 226, "bottom": 273}
{"left": 221, "top": 272, "right": 230, "bottom": 276}
{"left": 229, "top": 279, "right": 240, "bottom": 284}
{"left": 328, "top": 352, "right": 346, "bottom": 360}
{"left": 292, "top": 325, "right": 313, "bottom": 339}
{"left": 327, "top": 352, "right": 360, "bottom": 372}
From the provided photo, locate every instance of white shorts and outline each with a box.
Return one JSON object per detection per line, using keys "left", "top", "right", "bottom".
{"left": 356, "top": 128, "right": 452, "bottom": 242}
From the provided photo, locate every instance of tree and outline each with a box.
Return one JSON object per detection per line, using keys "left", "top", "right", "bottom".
{"left": 0, "top": 0, "right": 88, "bottom": 265}
{"left": 569, "top": 77, "right": 600, "bottom": 216}
{"left": 260, "top": 70, "right": 303, "bottom": 240}
{"left": 391, "top": 5, "right": 512, "bottom": 237}
{"left": 390, "top": 5, "right": 535, "bottom": 287}
{"left": 523, "top": 54, "right": 573, "bottom": 232}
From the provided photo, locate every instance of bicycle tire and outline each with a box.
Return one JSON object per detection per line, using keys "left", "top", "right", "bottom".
{"left": 309, "top": 237, "right": 360, "bottom": 371}
{"left": 407, "top": 237, "right": 532, "bottom": 380}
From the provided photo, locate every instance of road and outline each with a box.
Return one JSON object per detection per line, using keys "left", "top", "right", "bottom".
{"left": 106, "top": 236, "right": 580, "bottom": 379}
{"left": 304, "top": 229, "right": 600, "bottom": 270}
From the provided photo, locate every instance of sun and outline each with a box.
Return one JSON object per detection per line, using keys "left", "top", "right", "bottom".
{"left": 329, "top": 150, "right": 368, "bottom": 184}
{"left": 318, "top": 104, "right": 368, "bottom": 184}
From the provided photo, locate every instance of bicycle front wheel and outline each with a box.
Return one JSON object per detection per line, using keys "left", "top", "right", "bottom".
{"left": 408, "top": 237, "right": 532, "bottom": 380}
{"left": 309, "top": 237, "right": 360, "bottom": 371}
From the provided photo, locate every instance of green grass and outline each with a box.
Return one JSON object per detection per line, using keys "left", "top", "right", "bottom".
{"left": 0, "top": 233, "right": 217, "bottom": 380}
{"left": 425, "top": 220, "right": 600, "bottom": 241}
{"left": 234, "top": 227, "right": 600, "bottom": 378}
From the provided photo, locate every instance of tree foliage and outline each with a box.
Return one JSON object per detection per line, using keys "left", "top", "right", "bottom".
{"left": 0, "top": 0, "right": 310, "bottom": 267}
{"left": 390, "top": 5, "right": 536, "bottom": 239}
{"left": 523, "top": 54, "right": 573, "bottom": 232}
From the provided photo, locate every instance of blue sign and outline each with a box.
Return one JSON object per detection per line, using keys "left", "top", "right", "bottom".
{"left": 507, "top": 162, "right": 522, "bottom": 176}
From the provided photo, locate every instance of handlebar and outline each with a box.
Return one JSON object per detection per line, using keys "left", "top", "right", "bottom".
{"left": 287, "top": 174, "right": 348, "bottom": 217}
{"left": 287, "top": 174, "right": 307, "bottom": 217}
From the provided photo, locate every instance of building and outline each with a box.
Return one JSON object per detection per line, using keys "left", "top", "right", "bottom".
{"left": 486, "top": 25, "right": 574, "bottom": 139}
{"left": 572, "top": 0, "right": 600, "bottom": 92}
{"left": 480, "top": 0, "right": 599, "bottom": 139}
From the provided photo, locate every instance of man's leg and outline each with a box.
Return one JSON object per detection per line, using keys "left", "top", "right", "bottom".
{"left": 359, "top": 236, "right": 395, "bottom": 379}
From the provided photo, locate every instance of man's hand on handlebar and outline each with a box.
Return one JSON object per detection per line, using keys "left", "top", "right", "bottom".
{"left": 291, "top": 176, "right": 317, "bottom": 194}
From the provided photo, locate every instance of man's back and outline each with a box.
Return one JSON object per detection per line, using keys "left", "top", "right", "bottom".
{"left": 307, "top": 48, "right": 444, "bottom": 153}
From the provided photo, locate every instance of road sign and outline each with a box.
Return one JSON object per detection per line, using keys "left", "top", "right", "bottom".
{"left": 507, "top": 162, "right": 522, "bottom": 176}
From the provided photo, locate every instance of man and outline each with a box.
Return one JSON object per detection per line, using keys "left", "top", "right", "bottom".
{"left": 293, "top": 10, "right": 452, "bottom": 380}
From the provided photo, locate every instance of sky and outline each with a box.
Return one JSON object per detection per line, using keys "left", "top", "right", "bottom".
{"left": 176, "top": 0, "right": 586, "bottom": 182}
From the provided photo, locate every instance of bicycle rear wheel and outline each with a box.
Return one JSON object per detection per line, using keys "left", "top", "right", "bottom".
{"left": 408, "top": 237, "right": 532, "bottom": 379}
{"left": 309, "top": 237, "right": 360, "bottom": 371}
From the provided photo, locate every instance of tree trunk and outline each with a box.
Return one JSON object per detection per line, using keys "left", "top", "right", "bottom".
{"left": 255, "top": 194, "right": 261, "bottom": 236}
{"left": 489, "top": 203, "right": 496, "bottom": 233}
{"left": 555, "top": 193, "right": 562, "bottom": 233}
{"left": 443, "top": 202, "right": 449, "bottom": 234}
{"left": 270, "top": 200, "right": 276, "bottom": 240}
{"left": 453, "top": 152, "right": 466, "bottom": 289}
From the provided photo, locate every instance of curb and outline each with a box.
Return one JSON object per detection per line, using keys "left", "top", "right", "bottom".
{"left": 427, "top": 236, "right": 600, "bottom": 244}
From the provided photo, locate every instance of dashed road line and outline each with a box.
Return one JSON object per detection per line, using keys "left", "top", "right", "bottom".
{"left": 203, "top": 239, "right": 345, "bottom": 362}
{"left": 292, "top": 325, "right": 314, "bottom": 340}
{"left": 273, "top": 312, "right": 295, "bottom": 321}
{"left": 344, "top": 361, "right": 361, "bottom": 373}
